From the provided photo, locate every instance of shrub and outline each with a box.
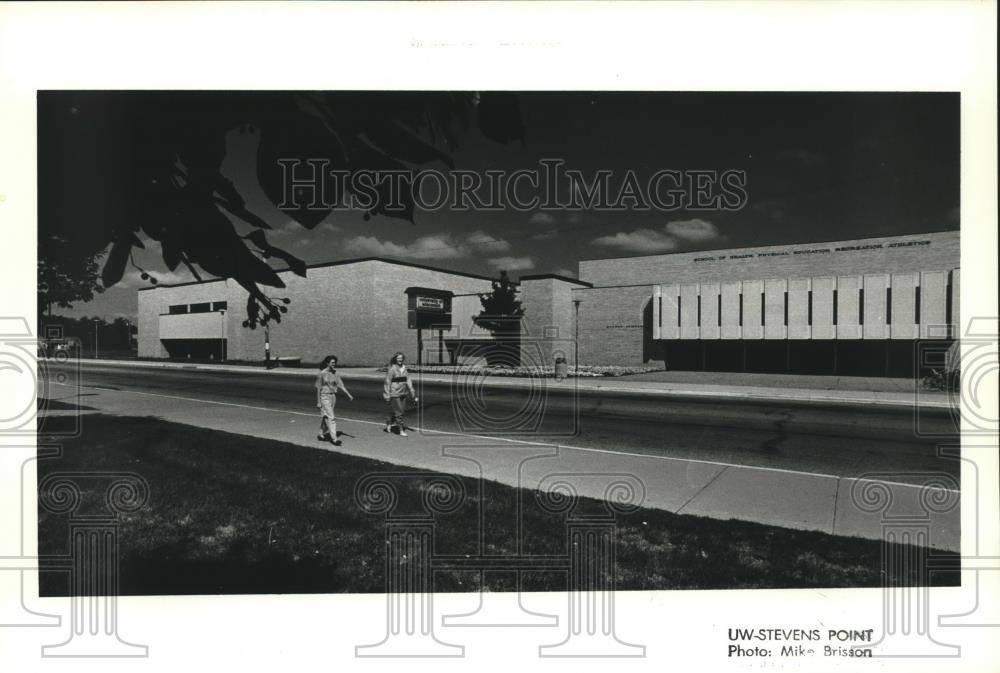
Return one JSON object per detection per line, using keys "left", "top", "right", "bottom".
{"left": 375, "top": 364, "right": 662, "bottom": 378}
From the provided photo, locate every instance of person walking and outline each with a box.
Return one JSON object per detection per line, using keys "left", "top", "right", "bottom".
{"left": 383, "top": 351, "right": 418, "bottom": 436}
{"left": 316, "top": 355, "right": 353, "bottom": 446}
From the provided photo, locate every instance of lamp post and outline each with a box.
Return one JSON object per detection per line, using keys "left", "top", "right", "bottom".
{"left": 124, "top": 318, "right": 133, "bottom": 354}
{"left": 92, "top": 319, "right": 100, "bottom": 360}
{"left": 572, "top": 299, "right": 581, "bottom": 368}
{"left": 220, "top": 310, "right": 226, "bottom": 361}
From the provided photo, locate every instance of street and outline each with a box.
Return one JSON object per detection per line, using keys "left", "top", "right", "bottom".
{"left": 42, "top": 362, "right": 960, "bottom": 486}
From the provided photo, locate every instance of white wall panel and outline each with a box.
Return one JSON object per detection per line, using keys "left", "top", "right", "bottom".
{"left": 658, "top": 284, "right": 679, "bottom": 339}
{"left": 764, "top": 278, "right": 787, "bottom": 340}
{"left": 720, "top": 281, "right": 742, "bottom": 340}
{"left": 863, "top": 274, "right": 889, "bottom": 339}
{"left": 811, "top": 277, "right": 836, "bottom": 340}
{"left": 950, "top": 269, "right": 960, "bottom": 339}
{"left": 699, "top": 283, "right": 720, "bottom": 340}
{"left": 836, "top": 275, "right": 862, "bottom": 340}
{"left": 890, "top": 272, "right": 919, "bottom": 339}
{"left": 787, "top": 277, "right": 811, "bottom": 340}
{"left": 159, "top": 311, "right": 227, "bottom": 340}
{"left": 742, "top": 280, "right": 763, "bottom": 340}
{"left": 920, "top": 271, "right": 948, "bottom": 339}
{"left": 679, "top": 284, "right": 700, "bottom": 339}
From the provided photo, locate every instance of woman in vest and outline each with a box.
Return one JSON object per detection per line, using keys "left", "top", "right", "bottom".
{"left": 383, "top": 352, "right": 418, "bottom": 436}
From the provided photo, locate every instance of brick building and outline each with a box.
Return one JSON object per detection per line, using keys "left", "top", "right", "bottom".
{"left": 570, "top": 230, "right": 959, "bottom": 376}
{"left": 138, "top": 231, "right": 959, "bottom": 376}
{"left": 137, "top": 258, "right": 493, "bottom": 366}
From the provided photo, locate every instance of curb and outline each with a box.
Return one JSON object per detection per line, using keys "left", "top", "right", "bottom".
{"left": 55, "top": 358, "right": 954, "bottom": 412}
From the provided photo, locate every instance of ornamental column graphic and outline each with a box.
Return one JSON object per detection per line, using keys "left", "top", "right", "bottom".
{"left": 354, "top": 472, "right": 465, "bottom": 657}
{"left": 440, "top": 444, "right": 559, "bottom": 628}
{"left": 537, "top": 473, "right": 646, "bottom": 657}
{"left": 38, "top": 472, "right": 150, "bottom": 657}
{"left": 850, "top": 474, "right": 960, "bottom": 657}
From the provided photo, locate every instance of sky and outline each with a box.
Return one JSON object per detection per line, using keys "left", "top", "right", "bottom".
{"left": 47, "top": 91, "right": 960, "bottom": 321}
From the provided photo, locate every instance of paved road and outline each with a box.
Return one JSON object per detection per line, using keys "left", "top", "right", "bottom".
{"left": 44, "top": 362, "right": 960, "bottom": 486}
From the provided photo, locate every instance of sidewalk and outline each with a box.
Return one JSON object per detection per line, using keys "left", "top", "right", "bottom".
{"left": 64, "top": 358, "right": 954, "bottom": 410}
{"left": 42, "top": 381, "right": 960, "bottom": 552}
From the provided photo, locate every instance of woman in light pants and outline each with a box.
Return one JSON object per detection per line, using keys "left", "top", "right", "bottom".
{"left": 316, "top": 355, "right": 353, "bottom": 445}
{"left": 383, "top": 352, "right": 418, "bottom": 436}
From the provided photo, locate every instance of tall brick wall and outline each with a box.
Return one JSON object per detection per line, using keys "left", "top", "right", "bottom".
{"left": 572, "top": 285, "right": 655, "bottom": 366}
{"left": 520, "top": 277, "right": 588, "bottom": 365}
{"left": 579, "top": 231, "right": 959, "bottom": 287}
{"left": 368, "top": 261, "right": 493, "bottom": 365}
{"left": 138, "top": 260, "right": 492, "bottom": 365}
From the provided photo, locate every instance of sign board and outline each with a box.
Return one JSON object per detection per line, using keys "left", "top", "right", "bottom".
{"left": 416, "top": 296, "right": 446, "bottom": 311}
{"left": 404, "top": 287, "right": 454, "bottom": 330}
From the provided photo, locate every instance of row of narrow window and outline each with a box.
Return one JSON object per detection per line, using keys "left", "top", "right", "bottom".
{"left": 168, "top": 301, "right": 228, "bottom": 315}
{"left": 660, "top": 285, "right": 951, "bottom": 327}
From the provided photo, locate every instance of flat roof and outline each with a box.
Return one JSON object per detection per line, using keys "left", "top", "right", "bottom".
{"left": 577, "top": 229, "right": 958, "bottom": 264}
{"left": 138, "top": 256, "right": 493, "bottom": 291}
{"left": 518, "top": 273, "right": 593, "bottom": 287}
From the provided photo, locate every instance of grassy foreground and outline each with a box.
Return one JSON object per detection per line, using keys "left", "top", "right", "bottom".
{"left": 38, "top": 414, "right": 958, "bottom": 595}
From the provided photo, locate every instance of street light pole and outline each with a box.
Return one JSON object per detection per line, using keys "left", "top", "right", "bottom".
{"left": 92, "top": 319, "right": 100, "bottom": 360}
{"left": 572, "top": 299, "right": 581, "bottom": 368}
{"left": 220, "top": 310, "right": 226, "bottom": 361}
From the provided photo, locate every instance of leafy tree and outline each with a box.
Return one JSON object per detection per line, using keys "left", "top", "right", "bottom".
{"left": 474, "top": 270, "right": 524, "bottom": 338}
{"left": 38, "top": 91, "right": 524, "bottom": 328}
{"left": 37, "top": 234, "right": 105, "bottom": 317}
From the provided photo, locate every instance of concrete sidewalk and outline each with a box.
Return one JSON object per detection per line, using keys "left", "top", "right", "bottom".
{"left": 62, "top": 358, "right": 954, "bottom": 411}
{"left": 42, "top": 381, "right": 960, "bottom": 552}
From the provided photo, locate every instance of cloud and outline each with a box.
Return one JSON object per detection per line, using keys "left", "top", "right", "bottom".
{"left": 665, "top": 218, "right": 724, "bottom": 243}
{"left": 592, "top": 229, "right": 678, "bottom": 253}
{"left": 344, "top": 231, "right": 513, "bottom": 260}
{"left": 466, "top": 230, "right": 511, "bottom": 253}
{"left": 268, "top": 220, "right": 342, "bottom": 237}
{"left": 553, "top": 267, "right": 576, "bottom": 278}
{"left": 488, "top": 256, "right": 535, "bottom": 271}
{"left": 343, "top": 235, "right": 465, "bottom": 260}
{"left": 532, "top": 229, "right": 558, "bottom": 240}
{"left": 529, "top": 212, "right": 556, "bottom": 225}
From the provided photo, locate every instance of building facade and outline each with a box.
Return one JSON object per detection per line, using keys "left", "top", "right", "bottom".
{"left": 138, "top": 231, "right": 959, "bottom": 376}
{"left": 572, "top": 231, "right": 959, "bottom": 376}
{"left": 137, "top": 258, "right": 493, "bottom": 366}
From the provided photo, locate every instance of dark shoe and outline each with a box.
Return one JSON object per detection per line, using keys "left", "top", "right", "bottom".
{"left": 332, "top": 440, "right": 343, "bottom": 446}
{"left": 317, "top": 434, "right": 327, "bottom": 442}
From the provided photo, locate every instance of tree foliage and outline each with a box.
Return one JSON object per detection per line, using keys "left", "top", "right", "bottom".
{"left": 37, "top": 234, "right": 105, "bottom": 317}
{"left": 38, "top": 91, "right": 524, "bottom": 328}
{"left": 474, "top": 270, "right": 524, "bottom": 336}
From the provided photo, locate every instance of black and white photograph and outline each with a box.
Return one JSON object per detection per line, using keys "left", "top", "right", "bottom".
{"left": 2, "top": 2, "right": 997, "bottom": 672}
{"left": 34, "top": 88, "right": 964, "bottom": 597}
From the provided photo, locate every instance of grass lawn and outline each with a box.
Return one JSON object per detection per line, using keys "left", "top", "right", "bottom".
{"left": 37, "top": 414, "right": 959, "bottom": 595}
